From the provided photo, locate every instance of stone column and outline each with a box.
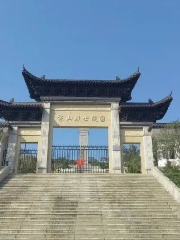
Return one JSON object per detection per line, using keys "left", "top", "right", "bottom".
{"left": 79, "top": 128, "right": 89, "bottom": 166}
{"left": 0, "top": 137, "right": 5, "bottom": 168}
{"left": 37, "top": 103, "right": 51, "bottom": 173}
{"left": 0, "top": 127, "right": 9, "bottom": 167}
{"left": 79, "top": 128, "right": 89, "bottom": 147}
{"left": 143, "top": 127, "right": 154, "bottom": 174}
{"left": 0, "top": 133, "right": 9, "bottom": 169}
{"left": 0, "top": 133, "right": 5, "bottom": 168}
{"left": 6, "top": 127, "right": 18, "bottom": 172}
{"left": 111, "top": 102, "right": 122, "bottom": 173}
{"left": 0, "top": 140, "right": 3, "bottom": 168}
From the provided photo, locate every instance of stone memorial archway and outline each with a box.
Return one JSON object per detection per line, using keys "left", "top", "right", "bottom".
{"left": 0, "top": 67, "right": 173, "bottom": 174}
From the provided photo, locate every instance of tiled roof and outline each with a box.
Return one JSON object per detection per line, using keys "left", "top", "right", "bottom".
{"left": 22, "top": 66, "right": 141, "bottom": 101}
{"left": 148, "top": 123, "right": 167, "bottom": 131}
{"left": 120, "top": 94, "right": 173, "bottom": 122}
{"left": 0, "top": 121, "right": 9, "bottom": 127}
{"left": 0, "top": 121, "right": 11, "bottom": 131}
{"left": 0, "top": 100, "right": 43, "bottom": 121}
{"left": 121, "top": 94, "right": 173, "bottom": 108}
{"left": 0, "top": 100, "right": 42, "bottom": 108}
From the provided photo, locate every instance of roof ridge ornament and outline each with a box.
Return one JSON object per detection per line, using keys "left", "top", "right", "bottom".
{"left": 9, "top": 98, "right": 14, "bottom": 103}
{"left": 148, "top": 98, "right": 154, "bottom": 104}
{"left": 155, "top": 93, "right": 173, "bottom": 105}
{"left": 116, "top": 76, "right": 121, "bottom": 81}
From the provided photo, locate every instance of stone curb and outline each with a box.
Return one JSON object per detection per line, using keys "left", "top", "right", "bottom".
{"left": 151, "top": 167, "right": 180, "bottom": 204}
{"left": 0, "top": 166, "right": 10, "bottom": 183}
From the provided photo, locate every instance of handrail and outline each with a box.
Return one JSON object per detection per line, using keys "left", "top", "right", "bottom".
{"left": 151, "top": 166, "right": 180, "bottom": 203}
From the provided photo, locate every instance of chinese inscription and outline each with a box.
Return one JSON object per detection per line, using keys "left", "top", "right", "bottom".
{"left": 20, "top": 130, "right": 41, "bottom": 135}
{"left": 57, "top": 114, "right": 106, "bottom": 123}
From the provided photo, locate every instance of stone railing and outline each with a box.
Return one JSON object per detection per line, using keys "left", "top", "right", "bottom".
{"left": 151, "top": 166, "right": 180, "bottom": 202}
{"left": 0, "top": 166, "right": 10, "bottom": 183}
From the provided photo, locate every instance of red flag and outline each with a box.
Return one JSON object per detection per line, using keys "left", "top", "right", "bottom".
{"left": 76, "top": 158, "right": 85, "bottom": 167}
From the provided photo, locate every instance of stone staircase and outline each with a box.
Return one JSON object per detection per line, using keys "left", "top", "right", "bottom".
{"left": 0, "top": 174, "right": 180, "bottom": 240}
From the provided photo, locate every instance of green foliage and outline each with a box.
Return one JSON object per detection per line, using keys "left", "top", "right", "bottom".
{"left": 53, "top": 157, "right": 76, "bottom": 170}
{"left": 123, "top": 145, "right": 141, "bottom": 173}
{"left": 153, "top": 121, "right": 180, "bottom": 187}
{"left": 159, "top": 161, "right": 180, "bottom": 188}
{"left": 18, "top": 155, "right": 37, "bottom": 173}
{"left": 99, "top": 157, "right": 109, "bottom": 169}
{"left": 152, "top": 137, "right": 158, "bottom": 166}
{"left": 153, "top": 120, "right": 180, "bottom": 160}
{"left": 88, "top": 157, "right": 109, "bottom": 169}
{"left": 88, "top": 157, "right": 99, "bottom": 166}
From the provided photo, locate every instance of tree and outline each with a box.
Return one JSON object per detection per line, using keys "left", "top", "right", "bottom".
{"left": 99, "top": 157, "right": 109, "bottom": 169}
{"left": 18, "top": 154, "right": 37, "bottom": 173}
{"left": 88, "top": 157, "right": 99, "bottom": 166}
{"left": 123, "top": 144, "right": 141, "bottom": 173}
{"left": 153, "top": 121, "right": 180, "bottom": 163}
{"left": 152, "top": 137, "right": 158, "bottom": 166}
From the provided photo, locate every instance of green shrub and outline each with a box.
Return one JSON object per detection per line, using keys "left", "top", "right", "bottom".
{"left": 159, "top": 161, "right": 180, "bottom": 188}
{"left": 18, "top": 158, "right": 37, "bottom": 173}
{"left": 123, "top": 145, "right": 141, "bottom": 173}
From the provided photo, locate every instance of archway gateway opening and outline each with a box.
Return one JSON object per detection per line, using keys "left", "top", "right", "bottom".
{"left": 122, "top": 143, "right": 141, "bottom": 173}
{"left": 18, "top": 143, "right": 38, "bottom": 174}
{"left": 51, "top": 127, "right": 109, "bottom": 173}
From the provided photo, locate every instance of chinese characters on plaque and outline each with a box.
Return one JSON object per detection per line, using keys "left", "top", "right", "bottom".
{"left": 57, "top": 115, "right": 106, "bottom": 123}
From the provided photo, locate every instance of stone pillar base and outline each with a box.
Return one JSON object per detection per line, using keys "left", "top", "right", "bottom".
{"left": 37, "top": 167, "right": 47, "bottom": 174}
{"left": 113, "top": 169, "right": 122, "bottom": 174}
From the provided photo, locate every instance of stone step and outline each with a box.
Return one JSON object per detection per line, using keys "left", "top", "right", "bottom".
{"left": 0, "top": 232, "right": 180, "bottom": 238}
{"left": 1, "top": 229, "right": 180, "bottom": 233}
{"left": 4, "top": 184, "right": 165, "bottom": 187}
{"left": 0, "top": 220, "right": 180, "bottom": 225}
{"left": 0, "top": 238, "right": 180, "bottom": 240}
{"left": 0, "top": 193, "right": 174, "bottom": 197}
{"left": 0, "top": 216, "right": 179, "bottom": 221}
{"left": 1, "top": 188, "right": 164, "bottom": 191}
{"left": 0, "top": 201, "right": 177, "bottom": 206}
{"left": 1, "top": 213, "right": 178, "bottom": 218}
{"left": 0, "top": 206, "right": 176, "bottom": 210}
{"left": 0, "top": 205, "right": 177, "bottom": 209}
{"left": 0, "top": 207, "right": 175, "bottom": 211}
{"left": 0, "top": 174, "right": 180, "bottom": 239}
{"left": 0, "top": 202, "right": 174, "bottom": 205}
{"left": 1, "top": 225, "right": 180, "bottom": 230}
{"left": 0, "top": 205, "right": 176, "bottom": 208}
{"left": 0, "top": 198, "right": 176, "bottom": 201}
{"left": 1, "top": 238, "right": 180, "bottom": 240}
{"left": 2, "top": 181, "right": 160, "bottom": 183}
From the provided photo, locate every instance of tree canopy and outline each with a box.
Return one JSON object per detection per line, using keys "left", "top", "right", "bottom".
{"left": 123, "top": 144, "right": 141, "bottom": 173}
{"left": 152, "top": 120, "right": 180, "bottom": 163}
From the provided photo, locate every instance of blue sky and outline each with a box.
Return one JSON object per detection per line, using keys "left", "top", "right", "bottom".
{"left": 0, "top": 0, "right": 180, "bottom": 145}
